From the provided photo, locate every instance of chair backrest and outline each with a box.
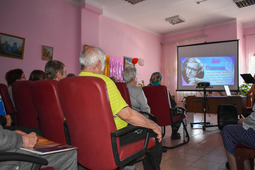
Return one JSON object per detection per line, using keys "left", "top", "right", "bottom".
{"left": 58, "top": 76, "right": 118, "bottom": 169}
{"left": 143, "top": 85, "right": 171, "bottom": 126}
{"left": 115, "top": 82, "right": 132, "bottom": 107}
{"left": 0, "top": 84, "right": 15, "bottom": 115}
{"left": 12, "top": 81, "right": 39, "bottom": 128}
{"left": 31, "top": 80, "right": 66, "bottom": 144}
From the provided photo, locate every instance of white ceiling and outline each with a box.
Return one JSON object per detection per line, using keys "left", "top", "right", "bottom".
{"left": 80, "top": 0, "right": 255, "bottom": 36}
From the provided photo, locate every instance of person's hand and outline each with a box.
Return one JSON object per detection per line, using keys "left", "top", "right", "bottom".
{"left": 21, "top": 132, "right": 38, "bottom": 148}
{"left": 188, "top": 77, "right": 197, "bottom": 85}
{"left": 188, "top": 77, "right": 203, "bottom": 85}
{"left": 238, "top": 114, "right": 245, "bottom": 125}
{"left": 238, "top": 118, "right": 244, "bottom": 125}
{"left": 151, "top": 123, "right": 162, "bottom": 143}
{"left": 4, "top": 115, "right": 12, "bottom": 126}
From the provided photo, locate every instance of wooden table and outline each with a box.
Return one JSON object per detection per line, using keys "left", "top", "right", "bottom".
{"left": 185, "top": 95, "right": 247, "bottom": 130}
{"left": 185, "top": 95, "right": 247, "bottom": 115}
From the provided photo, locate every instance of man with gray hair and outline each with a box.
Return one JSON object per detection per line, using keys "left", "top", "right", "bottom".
{"left": 79, "top": 46, "right": 162, "bottom": 170}
{"left": 122, "top": 66, "right": 150, "bottom": 113}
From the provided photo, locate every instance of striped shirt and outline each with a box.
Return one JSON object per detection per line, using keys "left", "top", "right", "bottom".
{"left": 79, "top": 72, "right": 128, "bottom": 130}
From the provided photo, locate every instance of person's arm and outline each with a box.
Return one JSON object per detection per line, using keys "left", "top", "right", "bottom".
{"left": 117, "top": 107, "right": 162, "bottom": 142}
{"left": 0, "top": 125, "right": 23, "bottom": 151}
{"left": 247, "top": 84, "right": 255, "bottom": 95}
{"left": 242, "top": 112, "right": 255, "bottom": 131}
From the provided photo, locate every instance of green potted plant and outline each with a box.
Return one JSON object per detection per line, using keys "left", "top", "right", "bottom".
{"left": 239, "top": 83, "right": 252, "bottom": 96}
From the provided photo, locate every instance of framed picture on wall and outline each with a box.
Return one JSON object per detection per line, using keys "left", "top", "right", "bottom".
{"left": 124, "top": 57, "right": 135, "bottom": 68}
{"left": 0, "top": 32, "right": 25, "bottom": 60}
{"left": 42, "top": 45, "right": 53, "bottom": 61}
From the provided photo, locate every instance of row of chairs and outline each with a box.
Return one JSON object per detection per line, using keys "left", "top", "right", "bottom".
{"left": 0, "top": 77, "right": 157, "bottom": 169}
{"left": 115, "top": 82, "right": 255, "bottom": 170}
{"left": 1, "top": 78, "right": 254, "bottom": 169}
{"left": 116, "top": 82, "right": 190, "bottom": 149}
{"left": 0, "top": 84, "right": 52, "bottom": 169}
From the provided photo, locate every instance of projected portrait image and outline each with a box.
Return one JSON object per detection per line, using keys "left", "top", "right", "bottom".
{"left": 181, "top": 57, "right": 204, "bottom": 85}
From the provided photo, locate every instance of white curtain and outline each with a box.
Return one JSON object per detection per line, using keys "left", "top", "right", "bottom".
{"left": 246, "top": 35, "right": 255, "bottom": 75}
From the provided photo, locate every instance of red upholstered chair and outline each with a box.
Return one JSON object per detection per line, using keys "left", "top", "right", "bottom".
{"left": 115, "top": 82, "right": 132, "bottom": 107}
{"left": 31, "top": 80, "right": 67, "bottom": 144}
{"left": 235, "top": 145, "right": 255, "bottom": 170}
{"left": 12, "top": 81, "right": 39, "bottom": 128}
{"left": 143, "top": 85, "right": 189, "bottom": 149}
{"left": 58, "top": 76, "right": 157, "bottom": 169}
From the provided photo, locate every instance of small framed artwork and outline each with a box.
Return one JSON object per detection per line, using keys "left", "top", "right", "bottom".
{"left": 42, "top": 45, "right": 53, "bottom": 61}
{"left": 0, "top": 32, "right": 25, "bottom": 60}
{"left": 124, "top": 57, "right": 135, "bottom": 68}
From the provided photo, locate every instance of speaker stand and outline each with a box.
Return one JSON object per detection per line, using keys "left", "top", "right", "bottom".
{"left": 190, "top": 86, "right": 218, "bottom": 130}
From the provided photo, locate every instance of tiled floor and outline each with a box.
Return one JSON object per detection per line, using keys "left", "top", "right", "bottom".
{"left": 135, "top": 112, "right": 229, "bottom": 170}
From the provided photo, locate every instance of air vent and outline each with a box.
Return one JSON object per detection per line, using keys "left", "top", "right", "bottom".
{"left": 233, "top": 0, "right": 255, "bottom": 8}
{"left": 165, "top": 15, "right": 185, "bottom": 25}
{"left": 125, "top": 0, "right": 145, "bottom": 5}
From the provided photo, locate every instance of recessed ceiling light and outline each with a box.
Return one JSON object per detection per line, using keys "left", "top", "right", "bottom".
{"left": 165, "top": 15, "right": 185, "bottom": 25}
{"left": 124, "top": 0, "right": 145, "bottom": 5}
{"left": 196, "top": 0, "right": 207, "bottom": 4}
{"left": 233, "top": 0, "right": 255, "bottom": 8}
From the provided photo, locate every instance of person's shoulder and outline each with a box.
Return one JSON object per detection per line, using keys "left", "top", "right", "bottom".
{"left": 128, "top": 85, "right": 143, "bottom": 92}
{"left": 79, "top": 72, "right": 111, "bottom": 82}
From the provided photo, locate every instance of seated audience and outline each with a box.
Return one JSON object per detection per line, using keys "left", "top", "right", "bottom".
{"left": 29, "top": 70, "right": 47, "bottom": 81}
{"left": 67, "top": 73, "right": 76, "bottom": 77}
{"left": 110, "top": 76, "right": 119, "bottom": 82}
{"left": 221, "top": 112, "right": 255, "bottom": 170}
{"left": 5, "top": 69, "right": 26, "bottom": 107}
{"left": 122, "top": 66, "right": 150, "bottom": 113}
{"left": 148, "top": 72, "right": 181, "bottom": 140}
{"left": 79, "top": 46, "right": 162, "bottom": 170}
{"left": 0, "top": 125, "right": 78, "bottom": 169}
{"left": 45, "top": 60, "right": 66, "bottom": 80}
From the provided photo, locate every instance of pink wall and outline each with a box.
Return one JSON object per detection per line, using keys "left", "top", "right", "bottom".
{"left": 0, "top": 0, "right": 81, "bottom": 84}
{"left": 99, "top": 16, "right": 161, "bottom": 85}
{"left": 1, "top": 0, "right": 254, "bottom": 91}
{"left": 0, "top": 0, "right": 161, "bottom": 86}
{"left": 81, "top": 3, "right": 102, "bottom": 47}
